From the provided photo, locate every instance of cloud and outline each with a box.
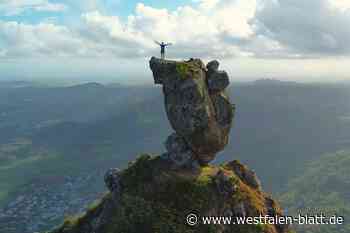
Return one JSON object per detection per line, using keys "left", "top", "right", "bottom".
{"left": 0, "top": 21, "right": 83, "bottom": 58}
{"left": 81, "top": 11, "right": 152, "bottom": 58}
{"left": 253, "top": 0, "right": 350, "bottom": 57}
{"left": 1, "top": 0, "right": 350, "bottom": 62}
{"left": 330, "top": 0, "right": 350, "bottom": 12}
{"left": 0, "top": 0, "right": 259, "bottom": 60}
{"left": 0, "top": 0, "right": 68, "bottom": 16}
{"left": 82, "top": 0, "right": 258, "bottom": 59}
{"left": 194, "top": 0, "right": 220, "bottom": 10}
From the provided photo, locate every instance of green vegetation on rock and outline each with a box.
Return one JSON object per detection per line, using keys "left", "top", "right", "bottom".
{"left": 51, "top": 154, "right": 287, "bottom": 233}
{"left": 176, "top": 63, "right": 190, "bottom": 79}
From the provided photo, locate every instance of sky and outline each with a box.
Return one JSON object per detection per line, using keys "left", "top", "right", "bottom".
{"left": 0, "top": 0, "right": 350, "bottom": 83}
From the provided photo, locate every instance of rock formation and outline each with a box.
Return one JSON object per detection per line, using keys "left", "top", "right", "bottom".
{"left": 48, "top": 57, "right": 291, "bottom": 233}
{"left": 51, "top": 155, "right": 290, "bottom": 233}
{"left": 149, "top": 57, "right": 234, "bottom": 165}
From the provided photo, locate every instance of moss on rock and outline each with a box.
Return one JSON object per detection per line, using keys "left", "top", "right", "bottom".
{"left": 176, "top": 63, "right": 190, "bottom": 79}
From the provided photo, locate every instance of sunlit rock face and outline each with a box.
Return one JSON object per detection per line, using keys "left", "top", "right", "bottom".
{"left": 150, "top": 57, "right": 234, "bottom": 165}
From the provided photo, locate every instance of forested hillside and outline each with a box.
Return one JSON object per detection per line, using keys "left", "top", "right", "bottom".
{"left": 280, "top": 150, "right": 350, "bottom": 233}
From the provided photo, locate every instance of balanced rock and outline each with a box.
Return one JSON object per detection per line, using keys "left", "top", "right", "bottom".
{"left": 149, "top": 57, "right": 234, "bottom": 165}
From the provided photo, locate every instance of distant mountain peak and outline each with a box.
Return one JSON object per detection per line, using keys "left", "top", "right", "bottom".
{"left": 69, "top": 82, "right": 105, "bottom": 89}
{"left": 254, "top": 79, "right": 298, "bottom": 85}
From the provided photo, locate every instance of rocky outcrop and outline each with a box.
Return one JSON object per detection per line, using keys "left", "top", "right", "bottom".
{"left": 104, "top": 168, "right": 122, "bottom": 201}
{"left": 104, "top": 168, "right": 121, "bottom": 193}
{"left": 51, "top": 155, "right": 290, "bottom": 233}
{"left": 149, "top": 57, "right": 234, "bottom": 165}
{"left": 214, "top": 170, "right": 238, "bottom": 198}
{"left": 206, "top": 60, "right": 230, "bottom": 92}
{"left": 225, "top": 160, "right": 262, "bottom": 190}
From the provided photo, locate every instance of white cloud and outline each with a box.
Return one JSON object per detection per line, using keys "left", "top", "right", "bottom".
{"left": 253, "top": 0, "right": 350, "bottom": 57}
{"left": 1, "top": 0, "right": 350, "bottom": 65}
{"left": 81, "top": 11, "right": 152, "bottom": 57}
{"left": 330, "top": 0, "right": 350, "bottom": 12}
{"left": 35, "top": 2, "right": 67, "bottom": 12}
{"left": 194, "top": 0, "right": 220, "bottom": 10}
{"left": 0, "top": 21, "right": 83, "bottom": 58}
{"left": 0, "top": 0, "right": 67, "bottom": 16}
{"left": 0, "top": 0, "right": 260, "bottom": 60}
{"left": 119, "top": 0, "right": 257, "bottom": 58}
{"left": 2, "top": 0, "right": 350, "bottom": 81}
{"left": 133, "top": 1, "right": 256, "bottom": 40}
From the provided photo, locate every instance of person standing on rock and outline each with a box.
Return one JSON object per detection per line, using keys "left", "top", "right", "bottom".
{"left": 155, "top": 41, "right": 172, "bottom": 60}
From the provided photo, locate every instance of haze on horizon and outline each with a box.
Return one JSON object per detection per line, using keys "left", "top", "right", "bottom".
{"left": 1, "top": 0, "right": 350, "bottom": 83}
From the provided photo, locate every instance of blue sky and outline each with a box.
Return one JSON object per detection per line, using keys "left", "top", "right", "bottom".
{"left": 0, "top": 1, "right": 194, "bottom": 24}
{"left": 1, "top": 0, "right": 350, "bottom": 83}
